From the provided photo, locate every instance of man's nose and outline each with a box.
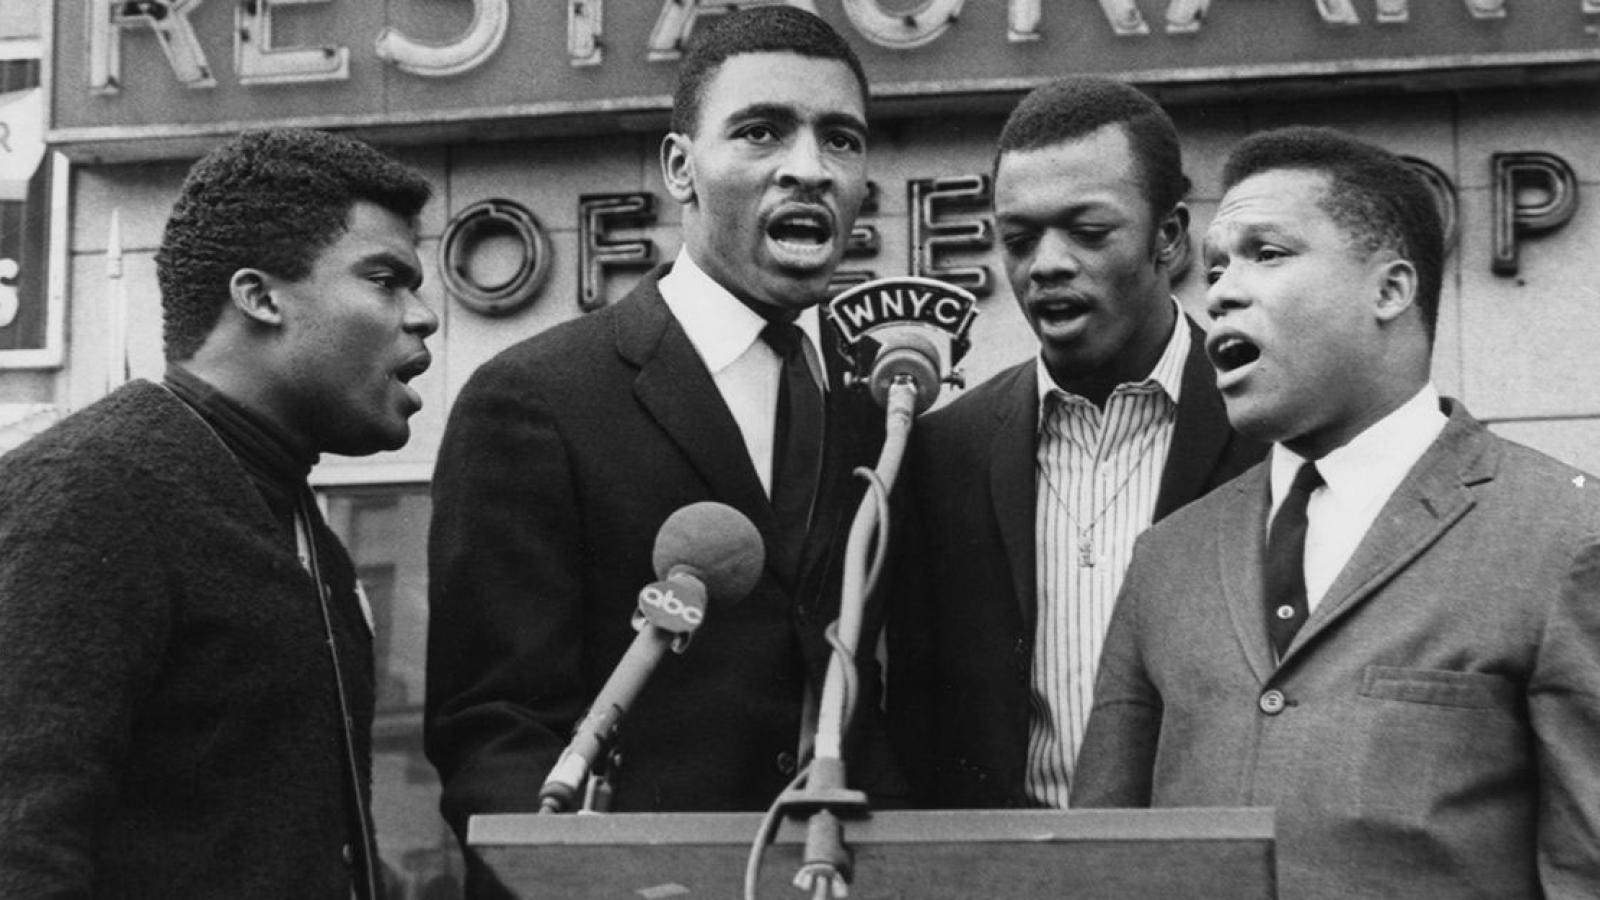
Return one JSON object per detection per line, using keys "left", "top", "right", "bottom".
{"left": 776, "top": 131, "right": 832, "bottom": 191}
{"left": 404, "top": 290, "right": 440, "bottom": 337}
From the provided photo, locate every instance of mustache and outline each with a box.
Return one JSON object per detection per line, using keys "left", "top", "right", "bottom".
{"left": 779, "top": 185, "right": 832, "bottom": 207}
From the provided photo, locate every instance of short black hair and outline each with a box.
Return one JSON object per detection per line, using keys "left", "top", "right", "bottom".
{"left": 156, "top": 128, "right": 433, "bottom": 361}
{"left": 995, "top": 77, "right": 1191, "bottom": 220}
{"left": 670, "top": 6, "right": 868, "bottom": 136}
{"left": 1220, "top": 125, "right": 1444, "bottom": 339}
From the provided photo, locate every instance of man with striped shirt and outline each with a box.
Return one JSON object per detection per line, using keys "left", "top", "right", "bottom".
{"left": 886, "top": 78, "right": 1263, "bottom": 809}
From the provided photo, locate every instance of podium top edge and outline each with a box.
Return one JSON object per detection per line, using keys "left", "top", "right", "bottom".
{"left": 467, "top": 807, "right": 1274, "bottom": 848}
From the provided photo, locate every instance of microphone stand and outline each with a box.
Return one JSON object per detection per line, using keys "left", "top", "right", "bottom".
{"left": 783, "top": 375, "right": 921, "bottom": 899}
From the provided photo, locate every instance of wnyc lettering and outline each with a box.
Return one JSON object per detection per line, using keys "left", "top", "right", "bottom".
{"left": 828, "top": 278, "right": 978, "bottom": 347}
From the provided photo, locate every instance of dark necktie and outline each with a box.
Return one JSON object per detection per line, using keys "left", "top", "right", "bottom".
{"left": 1264, "top": 461, "right": 1324, "bottom": 660}
{"left": 760, "top": 321, "right": 824, "bottom": 580}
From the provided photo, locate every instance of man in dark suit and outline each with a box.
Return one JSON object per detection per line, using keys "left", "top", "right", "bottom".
{"left": 425, "top": 7, "right": 902, "bottom": 860}
{"left": 1073, "top": 126, "right": 1600, "bottom": 898}
{"left": 0, "top": 128, "right": 437, "bottom": 899}
{"left": 886, "top": 78, "right": 1263, "bottom": 809}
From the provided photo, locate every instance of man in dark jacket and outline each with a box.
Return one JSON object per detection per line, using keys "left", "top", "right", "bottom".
{"left": 0, "top": 128, "right": 438, "bottom": 899}
{"left": 887, "top": 78, "right": 1264, "bottom": 809}
{"left": 425, "top": 8, "right": 902, "bottom": 868}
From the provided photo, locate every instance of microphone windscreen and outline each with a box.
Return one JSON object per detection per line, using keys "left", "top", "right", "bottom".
{"left": 652, "top": 502, "right": 765, "bottom": 605}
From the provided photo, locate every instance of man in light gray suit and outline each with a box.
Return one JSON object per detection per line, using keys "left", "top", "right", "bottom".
{"left": 1072, "top": 126, "right": 1600, "bottom": 898}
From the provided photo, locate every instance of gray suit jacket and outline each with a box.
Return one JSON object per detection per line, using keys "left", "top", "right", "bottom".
{"left": 1073, "top": 400, "right": 1600, "bottom": 899}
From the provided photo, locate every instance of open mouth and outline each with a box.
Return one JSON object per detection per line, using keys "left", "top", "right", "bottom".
{"left": 1208, "top": 334, "right": 1260, "bottom": 374}
{"left": 766, "top": 208, "right": 834, "bottom": 257}
{"left": 1033, "top": 296, "right": 1091, "bottom": 324}
{"left": 1027, "top": 295, "right": 1094, "bottom": 337}
{"left": 768, "top": 212, "right": 832, "bottom": 245}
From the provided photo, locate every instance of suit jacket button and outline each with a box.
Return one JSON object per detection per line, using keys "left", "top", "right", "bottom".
{"left": 1259, "top": 689, "right": 1286, "bottom": 715}
{"left": 341, "top": 842, "right": 354, "bottom": 865}
{"left": 776, "top": 751, "right": 798, "bottom": 776}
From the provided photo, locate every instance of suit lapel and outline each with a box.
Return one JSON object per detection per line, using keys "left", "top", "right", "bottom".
{"left": 1154, "top": 318, "right": 1232, "bottom": 521}
{"left": 989, "top": 365, "right": 1041, "bottom": 637}
{"left": 618, "top": 276, "right": 777, "bottom": 545}
{"left": 1217, "top": 466, "right": 1277, "bottom": 683}
{"left": 1282, "top": 404, "right": 1492, "bottom": 663}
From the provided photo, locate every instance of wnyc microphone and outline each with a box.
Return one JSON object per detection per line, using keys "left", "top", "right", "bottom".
{"left": 537, "top": 502, "right": 764, "bottom": 814}
{"left": 787, "top": 278, "right": 982, "bottom": 899}
{"left": 826, "top": 276, "right": 979, "bottom": 417}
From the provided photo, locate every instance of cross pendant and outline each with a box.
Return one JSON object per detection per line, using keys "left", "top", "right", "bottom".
{"left": 1077, "top": 531, "right": 1095, "bottom": 567}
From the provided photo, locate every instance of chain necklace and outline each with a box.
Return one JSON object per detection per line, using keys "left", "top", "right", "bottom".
{"left": 1035, "top": 401, "right": 1168, "bottom": 568}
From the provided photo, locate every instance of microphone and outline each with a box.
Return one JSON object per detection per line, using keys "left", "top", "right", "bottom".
{"left": 825, "top": 276, "right": 979, "bottom": 417}
{"left": 861, "top": 325, "right": 944, "bottom": 416}
{"left": 538, "top": 502, "right": 764, "bottom": 813}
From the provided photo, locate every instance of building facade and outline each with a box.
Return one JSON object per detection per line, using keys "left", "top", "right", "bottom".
{"left": 9, "top": 2, "right": 1600, "bottom": 896}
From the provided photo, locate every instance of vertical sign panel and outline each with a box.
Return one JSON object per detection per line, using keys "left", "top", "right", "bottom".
{"left": 0, "top": 58, "right": 62, "bottom": 368}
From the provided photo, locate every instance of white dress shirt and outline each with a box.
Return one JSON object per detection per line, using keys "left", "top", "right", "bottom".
{"left": 1026, "top": 300, "right": 1188, "bottom": 808}
{"left": 658, "top": 249, "right": 826, "bottom": 497}
{"left": 1268, "top": 383, "right": 1448, "bottom": 611}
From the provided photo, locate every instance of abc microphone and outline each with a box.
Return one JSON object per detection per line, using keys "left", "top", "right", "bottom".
{"left": 537, "top": 502, "right": 764, "bottom": 813}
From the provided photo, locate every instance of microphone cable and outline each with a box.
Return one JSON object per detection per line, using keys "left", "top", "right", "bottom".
{"left": 741, "top": 464, "right": 892, "bottom": 900}
{"left": 743, "top": 762, "right": 812, "bottom": 900}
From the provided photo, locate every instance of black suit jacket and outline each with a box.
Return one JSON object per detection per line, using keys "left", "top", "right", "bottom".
{"left": 886, "top": 317, "right": 1264, "bottom": 808}
{"left": 426, "top": 267, "right": 901, "bottom": 840}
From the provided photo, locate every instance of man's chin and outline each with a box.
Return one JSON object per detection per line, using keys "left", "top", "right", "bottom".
{"left": 327, "top": 422, "right": 411, "bottom": 458}
{"left": 1038, "top": 340, "right": 1115, "bottom": 383}
{"left": 754, "top": 269, "right": 833, "bottom": 311}
{"left": 1221, "top": 397, "right": 1286, "bottom": 445}
{"left": 377, "top": 420, "right": 412, "bottom": 452}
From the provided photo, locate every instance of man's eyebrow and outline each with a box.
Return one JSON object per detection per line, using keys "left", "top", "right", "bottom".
{"left": 997, "top": 200, "right": 1115, "bottom": 227}
{"left": 727, "top": 103, "right": 868, "bottom": 138}
{"left": 727, "top": 103, "right": 799, "bottom": 128}
{"left": 1211, "top": 220, "right": 1281, "bottom": 245}
{"left": 817, "top": 110, "right": 869, "bottom": 136}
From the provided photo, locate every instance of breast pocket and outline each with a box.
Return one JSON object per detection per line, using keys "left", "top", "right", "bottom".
{"left": 1353, "top": 666, "right": 1528, "bottom": 827}
{"left": 1360, "top": 665, "right": 1519, "bottom": 709}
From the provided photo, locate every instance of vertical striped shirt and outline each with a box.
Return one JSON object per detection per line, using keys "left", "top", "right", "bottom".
{"left": 1025, "top": 308, "right": 1188, "bottom": 808}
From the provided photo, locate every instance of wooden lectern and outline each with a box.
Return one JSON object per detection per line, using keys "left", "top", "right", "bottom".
{"left": 468, "top": 807, "right": 1275, "bottom": 898}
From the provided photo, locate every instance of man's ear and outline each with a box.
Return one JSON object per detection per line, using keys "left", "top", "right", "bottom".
{"left": 1373, "top": 257, "right": 1419, "bottom": 324}
{"left": 228, "top": 268, "right": 285, "bottom": 327}
{"left": 661, "top": 132, "right": 696, "bottom": 204}
{"left": 1155, "top": 203, "right": 1191, "bottom": 269}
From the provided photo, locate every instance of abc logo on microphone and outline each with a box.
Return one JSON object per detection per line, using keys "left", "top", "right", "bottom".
{"left": 636, "top": 579, "right": 707, "bottom": 634}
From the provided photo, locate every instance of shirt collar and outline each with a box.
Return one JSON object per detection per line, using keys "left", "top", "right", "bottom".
{"left": 1270, "top": 382, "right": 1447, "bottom": 510}
{"left": 1035, "top": 296, "right": 1189, "bottom": 421}
{"left": 163, "top": 363, "right": 316, "bottom": 482}
{"left": 658, "top": 247, "right": 824, "bottom": 376}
